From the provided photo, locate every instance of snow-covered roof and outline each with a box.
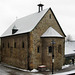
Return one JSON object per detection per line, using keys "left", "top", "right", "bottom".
{"left": 1, "top": 8, "right": 49, "bottom": 37}
{"left": 41, "top": 27, "right": 63, "bottom": 37}
{"left": 65, "top": 41, "right": 75, "bottom": 56}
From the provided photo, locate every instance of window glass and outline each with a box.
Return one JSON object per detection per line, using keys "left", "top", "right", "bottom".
{"left": 14, "top": 42, "right": 16, "bottom": 48}
{"left": 48, "top": 46, "right": 52, "bottom": 53}
{"left": 3, "top": 43, "right": 4, "bottom": 48}
{"left": 58, "top": 45, "right": 61, "bottom": 54}
{"left": 10, "top": 47, "right": 13, "bottom": 56}
{"left": 8, "top": 43, "right": 9, "bottom": 48}
{"left": 22, "top": 42, "right": 24, "bottom": 48}
{"left": 37, "top": 46, "right": 40, "bottom": 53}
{"left": 49, "top": 14, "right": 51, "bottom": 19}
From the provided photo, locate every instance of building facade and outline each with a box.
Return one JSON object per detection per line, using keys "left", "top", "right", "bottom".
{"left": 1, "top": 4, "right": 66, "bottom": 70}
{"left": 65, "top": 41, "right": 75, "bottom": 65}
{"left": 0, "top": 38, "right": 1, "bottom": 62}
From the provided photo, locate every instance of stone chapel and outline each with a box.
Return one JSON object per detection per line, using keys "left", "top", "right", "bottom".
{"left": 1, "top": 4, "right": 66, "bottom": 70}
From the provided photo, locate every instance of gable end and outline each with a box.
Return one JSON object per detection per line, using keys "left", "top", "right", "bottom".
{"left": 32, "top": 8, "right": 66, "bottom": 37}
{"left": 49, "top": 8, "right": 66, "bottom": 37}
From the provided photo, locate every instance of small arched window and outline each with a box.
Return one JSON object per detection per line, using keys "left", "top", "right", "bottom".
{"left": 58, "top": 45, "right": 62, "bottom": 54}
{"left": 8, "top": 43, "right": 9, "bottom": 48}
{"left": 3, "top": 43, "right": 4, "bottom": 48}
{"left": 48, "top": 46, "right": 52, "bottom": 53}
{"left": 14, "top": 42, "right": 16, "bottom": 48}
{"left": 22, "top": 42, "right": 24, "bottom": 48}
{"left": 49, "top": 14, "right": 51, "bottom": 19}
{"left": 37, "top": 46, "right": 40, "bottom": 53}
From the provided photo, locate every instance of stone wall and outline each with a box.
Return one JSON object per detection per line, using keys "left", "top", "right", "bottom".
{"left": 29, "top": 9, "right": 65, "bottom": 69}
{"left": 42, "top": 37, "right": 65, "bottom": 70}
{"left": 1, "top": 34, "right": 29, "bottom": 69}
{"left": 1, "top": 9, "right": 65, "bottom": 70}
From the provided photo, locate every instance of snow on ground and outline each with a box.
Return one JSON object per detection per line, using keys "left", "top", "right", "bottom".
{"left": 0, "top": 64, "right": 44, "bottom": 75}
{"left": 53, "top": 64, "right": 74, "bottom": 75}
{"left": 0, "top": 64, "right": 11, "bottom": 75}
{"left": 32, "top": 73, "right": 44, "bottom": 75}
{"left": 3, "top": 63, "right": 40, "bottom": 73}
{"left": 62, "top": 64, "right": 70, "bottom": 69}
{"left": 0, "top": 69, "right": 9, "bottom": 75}
{"left": 0, "top": 64, "right": 75, "bottom": 75}
{"left": 53, "top": 69, "right": 75, "bottom": 75}
{"left": 2, "top": 63, "right": 30, "bottom": 72}
{"left": 31, "top": 69, "right": 38, "bottom": 72}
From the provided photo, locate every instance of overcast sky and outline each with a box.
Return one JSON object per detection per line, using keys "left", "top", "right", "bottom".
{"left": 0, "top": 0, "right": 75, "bottom": 39}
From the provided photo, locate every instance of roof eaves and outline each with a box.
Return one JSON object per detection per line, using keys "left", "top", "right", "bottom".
{"left": 1, "top": 32, "right": 29, "bottom": 38}
{"left": 41, "top": 36, "right": 64, "bottom": 38}
{"left": 65, "top": 53, "right": 75, "bottom": 57}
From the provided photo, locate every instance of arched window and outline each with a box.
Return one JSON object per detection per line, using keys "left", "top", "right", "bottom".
{"left": 58, "top": 45, "right": 61, "bottom": 54}
{"left": 37, "top": 46, "right": 40, "bottom": 53}
{"left": 48, "top": 46, "right": 52, "bottom": 53}
{"left": 22, "top": 42, "right": 24, "bottom": 48}
{"left": 14, "top": 42, "right": 16, "bottom": 48}
{"left": 3, "top": 43, "right": 4, "bottom": 48}
{"left": 10, "top": 47, "right": 13, "bottom": 56}
{"left": 49, "top": 14, "right": 51, "bottom": 19}
{"left": 8, "top": 43, "right": 9, "bottom": 48}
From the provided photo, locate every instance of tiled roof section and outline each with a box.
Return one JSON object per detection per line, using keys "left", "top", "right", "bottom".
{"left": 41, "top": 27, "right": 63, "bottom": 37}
{"left": 1, "top": 8, "right": 49, "bottom": 37}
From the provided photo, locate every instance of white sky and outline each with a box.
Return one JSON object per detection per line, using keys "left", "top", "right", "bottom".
{"left": 0, "top": 0, "right": 75, "bottom": 39}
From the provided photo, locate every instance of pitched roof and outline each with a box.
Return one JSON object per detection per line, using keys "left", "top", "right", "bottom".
{"left": 1, "top": 8, "right": 49, "bottom": 37}
{"left": 50, "top": 9, "right": 66, "bottom": 37}
{"left": 41, "top": 27, "right": 63, "bottom": 37}
{"left": 65, "top": 41, "right": 75, "bottom": 56}
{"left": 1, "top": 8, "right": 66, "bottom": 37}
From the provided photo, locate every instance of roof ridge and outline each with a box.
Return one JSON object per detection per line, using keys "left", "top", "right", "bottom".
{"left": 18, "top": 8, "right": 49, "bottom": 20}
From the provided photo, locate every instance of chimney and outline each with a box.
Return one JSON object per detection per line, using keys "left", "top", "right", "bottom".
{"left": 12, "top": 25, "right": 18, "bottom": 34}
{"left": 37, "top": 4, "right": 44, "bottom": 12}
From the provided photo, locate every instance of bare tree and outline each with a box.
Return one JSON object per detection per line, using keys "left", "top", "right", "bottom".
{"left": 66, "top": 35, "right": 72, "bottom": 42}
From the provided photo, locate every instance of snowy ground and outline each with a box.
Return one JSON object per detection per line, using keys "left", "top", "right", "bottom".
{"left": 0, "top": 64, "right": 51, "bottom": 75}
{"left": 62, "top": 64, "right": 70, "bottom": 69}
{"left": 0, "top": 64, "right": 75, "bottom": 75}
{"left": 54, "top": 64, "right": 75, "bottom": 75}
{"left": 54, "top": 70, "right": 75, "bottom": 75}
